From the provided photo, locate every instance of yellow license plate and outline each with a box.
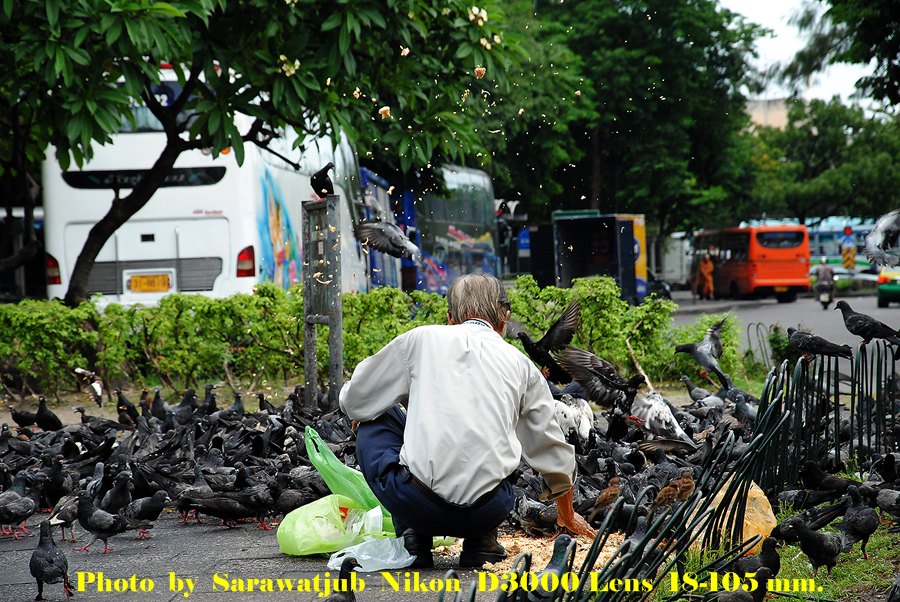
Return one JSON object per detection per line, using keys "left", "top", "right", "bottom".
{"left": 129, "top": 274, "right": 171, "bottom": 292}
{"left": 774, "top": 286, "right": 788, "bottom": 292}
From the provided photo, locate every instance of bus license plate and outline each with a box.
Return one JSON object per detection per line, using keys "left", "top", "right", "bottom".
{"left": 774, "top": 286, "right": 788, "bottom": 292}
{"left": 129, "top": 274, "right": 172, "bottom": 293}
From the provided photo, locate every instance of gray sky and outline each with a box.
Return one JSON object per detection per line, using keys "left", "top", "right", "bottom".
{"left": 719, "top": 0, "right": 874, "bottom": 102}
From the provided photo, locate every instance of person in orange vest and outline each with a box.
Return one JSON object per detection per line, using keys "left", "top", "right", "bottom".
{"left": 698, "top": 253, "right": 715, "bottom": 300}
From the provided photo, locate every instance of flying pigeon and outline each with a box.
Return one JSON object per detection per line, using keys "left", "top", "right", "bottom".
{"left": 864, "top": 209, "right": 900, "bottom": 269}
{"left": 835, "top": 300, "right": 900, "bottom": 346}
{"left": 511, "top": 300, "right": 580, "bottom": 384}
{"left": 556, "top": 346, "right": 644, "bottom": 408}
{"left": 311, "top": 162, "right": 334, "bottom": 197}
{"left": 353, "top": 219, "right": 420, "bottom": 260}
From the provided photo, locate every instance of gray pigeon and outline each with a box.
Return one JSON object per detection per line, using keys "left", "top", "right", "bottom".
{"left": 865, "top": 209, "right": 900, "bottom": 269}
{"left": 835, "top": 300, "right": 900, "bottom": 346}
{"left": 787, "top": 327, "right": 853, "bottom": 359}
{"left": 353, "top": 219, "right": 420, "bottom": 260}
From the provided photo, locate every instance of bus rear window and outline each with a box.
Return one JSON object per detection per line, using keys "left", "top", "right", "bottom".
{"left": 756, "top": 231, "right": 805, "bottom": 248}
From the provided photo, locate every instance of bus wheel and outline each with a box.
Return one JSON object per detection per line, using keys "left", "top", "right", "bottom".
{"left": 775, "top": 292, "right": 797, "bottom": 303}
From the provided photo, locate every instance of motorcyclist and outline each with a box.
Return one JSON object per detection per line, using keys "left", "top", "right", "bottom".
{"left": 814, "top": 257, "right": 835, "bottom": 308}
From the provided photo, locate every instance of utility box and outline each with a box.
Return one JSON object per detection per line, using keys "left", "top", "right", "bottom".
{"left": 552, "top": 211, "right": 638, "bottom": 303}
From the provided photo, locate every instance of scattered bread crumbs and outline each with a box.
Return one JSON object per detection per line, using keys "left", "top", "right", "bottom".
{"left": 433, "top": 531, "right": 625, "bottom": 574}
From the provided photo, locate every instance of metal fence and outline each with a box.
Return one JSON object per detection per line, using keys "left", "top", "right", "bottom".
{"left": 437, "top": 341, "right": 898, "bottom": 602}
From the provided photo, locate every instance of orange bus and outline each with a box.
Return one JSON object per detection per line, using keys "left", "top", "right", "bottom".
{"left": 690, "top": 225, "right": 811, "bottom": 303}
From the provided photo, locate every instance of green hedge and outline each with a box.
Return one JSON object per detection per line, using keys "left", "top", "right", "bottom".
{"left": 0, "top": 277, "right": 745, "bottom": 398}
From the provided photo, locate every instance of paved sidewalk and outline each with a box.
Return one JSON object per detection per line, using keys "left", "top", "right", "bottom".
{"left": 0, "top": 512, "right": 494, "bottom": 601}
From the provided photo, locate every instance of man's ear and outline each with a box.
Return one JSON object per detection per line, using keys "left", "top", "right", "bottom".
{"left": 447, "top": 312, "right": 455, "bottom": 325}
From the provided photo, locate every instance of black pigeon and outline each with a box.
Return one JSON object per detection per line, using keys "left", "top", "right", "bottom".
{"left": 835, "top": 300, "right": 900, "bottom": 346}
{"left": 556, "top": 346, "right": 644, "bottom": 407}
{"left": 150, "top": 387, "right": 167, "bottom": 422}
{"left": 725, "top": 537, "right": 780, "bottom": 578}
{"left": 837, "top": 485, "right": 879, "bottom": 559}
{"left": 787, "top": 327, "right": 853, "bottom": 359}
{"left": 513, "top": 301, "right": 580, "bottom": 384}
{"left": 888, "top": 571, "right": 900, "bottom": 602}
{"left": 353, "top": 219, "right": 420, "bottom": 260}
{"left": 323, "top": 557, "right": 359, "bottom": 602}
{"left": 75, "top": 490, "right": 147, "bottom": 554}
{"left": 9, "top": 406, "right": 37, "bottom": 429}
{"left": 527, "top": 534, "right": 574, "bottom": 601}
{"left": 36, "top": 396, "right": 63, "bottom": 431}
{"left": 115, "top": 389, "right": 140, "bottom": 424}
{"left": 30, "top": 521, "right": 73, "bottom": 601}
{"left": 100, "top": 471, "right": 133, "bottom": 513}
{"left": 311, "top": 162, "right": 334, "bottom": 197}
{"left": 801, "top": 460, "right": 860, "bottom": 494}
{"left": 864, "top": 208, "right": 900, "bottom": 269}
{"left": 778, "top": 516, "right": 842, "bottom": 577}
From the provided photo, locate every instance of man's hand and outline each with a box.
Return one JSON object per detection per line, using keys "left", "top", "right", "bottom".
{"left": 555, "top": 489, "right": 596, "bottom": 539}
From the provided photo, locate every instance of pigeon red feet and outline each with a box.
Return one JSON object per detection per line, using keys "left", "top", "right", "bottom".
{"left": 64, "top": 575, "right": 73, "bottom": 598}
{"left": 137, "top": 529, "right": 151, "bottom": 540}
{"left": 257, "top": 519, "right": 272, "bottom": 531}
{"left": 74, "top": 544, "right": 91, "bottom": 552}
{"left": 101, "top": 544, "right": 110, "bottom": 554}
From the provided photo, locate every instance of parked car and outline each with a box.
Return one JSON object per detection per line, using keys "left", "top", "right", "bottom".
{"left": 877, "top": 265, "right": 900, "bottom": 307}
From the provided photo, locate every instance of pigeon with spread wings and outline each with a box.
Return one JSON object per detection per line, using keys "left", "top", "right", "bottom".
{"left": 864, "top": 208, "right": 900, "bottom": 269}
{"left": 555, "top": 346, "right": 644, "bottom": 408}
{"left": 510, "top": 300, "right": 580, "bottom": 385}
{"left": 353, "top": 219, "right": 420, "bottom": 261}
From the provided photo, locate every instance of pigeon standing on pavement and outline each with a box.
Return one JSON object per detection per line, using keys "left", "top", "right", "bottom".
{"left": 30, "top": 521, "right": 73, "bottom": 600}
{"left": 527, "top": 534, "right": 574, "bottom": 601}
{"left": 323, "top": 557, "right": 360, "bottom": 602}
{"left": 311, "top": 162, "right": 335, "bottom": 198}
{"left": 75, "top": 490, "right": 148, "bottom": 554}
{"left": 353, "top": 219, "right": 420, "bottom": 261}
{"left": 835, "top": 300, "right": 900, "bottom": 346}
{"left": 865, "top": 209, "right": 900, "bottom": 269}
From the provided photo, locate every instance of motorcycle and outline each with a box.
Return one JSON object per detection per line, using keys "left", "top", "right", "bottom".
{"left": 815, "top": 282, "right": 835, "bottom": 310}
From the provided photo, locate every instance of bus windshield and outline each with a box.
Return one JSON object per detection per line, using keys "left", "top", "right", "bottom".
{"left": 756, "top": 231, "right": 805, "bottom": 249}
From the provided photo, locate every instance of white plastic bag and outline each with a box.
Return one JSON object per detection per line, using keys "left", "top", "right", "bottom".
{"left": 327, "top": 537, "right": 416, "bottom": 572}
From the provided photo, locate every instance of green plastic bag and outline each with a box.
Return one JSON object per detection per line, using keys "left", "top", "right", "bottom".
{"left": 305, "top": 426, "right": 394, "bottom": 533}
{"left": 277, "top": 494, "right": 390, "bottom": 556}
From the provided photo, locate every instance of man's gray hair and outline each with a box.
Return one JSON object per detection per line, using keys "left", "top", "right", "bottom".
{"left": 447, "top": 274, "right": 510, "bottom": 329}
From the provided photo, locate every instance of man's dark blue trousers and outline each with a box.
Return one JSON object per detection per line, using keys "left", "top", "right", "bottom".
{"left": 355, "top": 406, "right": 516, "bottom": 538}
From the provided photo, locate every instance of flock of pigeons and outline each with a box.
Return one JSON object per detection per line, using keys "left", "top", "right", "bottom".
{"left": 508, "top": 299, "right": 899, "bottom": 601}
{"left": 2, "top": 293, "right": 900, "bottom": 600}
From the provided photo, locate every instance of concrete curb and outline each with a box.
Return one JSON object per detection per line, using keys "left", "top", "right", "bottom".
{"left": 673, "top": 299, "right": 766, "bottom": 315}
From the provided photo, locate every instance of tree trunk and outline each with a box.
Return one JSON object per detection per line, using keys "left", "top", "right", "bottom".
{"left": 64, "top": 141, "right": 184, "bottom": 306}
{"left": 590, "top": 125, "right": 602, "bottom": 210}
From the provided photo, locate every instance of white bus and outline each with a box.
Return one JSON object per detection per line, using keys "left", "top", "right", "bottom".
{"left": 42, "top": 84, "right": 393, "bottom": 303}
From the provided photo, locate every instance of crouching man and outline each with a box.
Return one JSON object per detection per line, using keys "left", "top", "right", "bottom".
{"left": 340, "top": 274, "right": 590, "bottom": 568}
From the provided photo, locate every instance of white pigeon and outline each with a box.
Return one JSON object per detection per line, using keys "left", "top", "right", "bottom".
{"left": 628, "top": 391, "right": 695, "bottom": 448}
{"left": 554, "top": 394, "right": 593, "bottom": 444}
{"left": 865, "top": 209, "right": 900, "bottom": 269}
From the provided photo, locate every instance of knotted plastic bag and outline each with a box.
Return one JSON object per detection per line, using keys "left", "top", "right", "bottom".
{"left": 277, "top": 494, "right": 392, "bottom": 556}
{"left": 304, "top": 425, "right": 394, "bottom": 533}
